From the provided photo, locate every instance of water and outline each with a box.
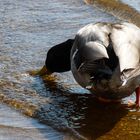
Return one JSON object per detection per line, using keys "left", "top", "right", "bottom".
{"left": 122, "top": 0, "right": 140, "bottom": 12}
{"left": 0, "top": 103, "right": 64, "bottom": 140}
{"left": 0, "top": 0, "right": 140, "bottom": 139}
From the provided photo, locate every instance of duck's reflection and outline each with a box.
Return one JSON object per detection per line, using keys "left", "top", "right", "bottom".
{"left": 34, "top": 74, "right": 128, "bottom": 140}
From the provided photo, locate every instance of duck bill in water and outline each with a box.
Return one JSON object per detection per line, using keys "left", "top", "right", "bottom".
{"left": 36, "top": 65, "right": 52, "bottom": 76}
{"left": 28, "top": 65, "right": 52, "bottom": 76}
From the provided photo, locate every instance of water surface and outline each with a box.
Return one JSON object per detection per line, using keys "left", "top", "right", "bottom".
{"left": 0, "top": 0, "right": 140, "bottom": 139}
{"left": 122, "top": 0, "right": 140, "bottom": 12}
{"left": 0, "top": 103, "right": 64, "bottom": 140}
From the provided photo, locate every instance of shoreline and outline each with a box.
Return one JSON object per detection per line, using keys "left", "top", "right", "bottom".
{"left": 84, "top": 0, "right": 140, "bottom": 27}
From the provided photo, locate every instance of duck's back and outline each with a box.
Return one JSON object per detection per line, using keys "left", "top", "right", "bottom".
{"left": 71, "top": 22, "right": 140, "bottom": 100}
{"left": 111, "top": 22, "right": 140, "bottom": 72}
{"left": 71, "top": 22, "right": 113, "bottom": 87}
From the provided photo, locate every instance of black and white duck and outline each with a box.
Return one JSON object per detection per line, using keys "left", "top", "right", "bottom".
{"left": 35, "top": 22, "right": 140, "bottom": 107}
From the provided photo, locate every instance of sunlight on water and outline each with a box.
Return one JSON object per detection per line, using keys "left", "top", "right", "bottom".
{"left": 0, "top": 104, "right": 64, "bottom": 140}
{"left": 0, "top": 0, "right": 140, "bottom": 139}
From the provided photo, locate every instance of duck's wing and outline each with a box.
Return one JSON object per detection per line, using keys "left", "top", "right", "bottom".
{"left": 78, "top": 59, "right": 112, "bottom": 79}
{"left": 111, "top": 22, "right": 140, "bottom": 72}
{"left": 73, "top": 41, "right": 112, "bottom": 78}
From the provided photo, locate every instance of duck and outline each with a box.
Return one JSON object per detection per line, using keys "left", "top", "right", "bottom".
{"left": 34, "top": 39, "right": 74, "bottom": 76}
{"left": 35, "top": 22, "right": 140, "bottom": 107}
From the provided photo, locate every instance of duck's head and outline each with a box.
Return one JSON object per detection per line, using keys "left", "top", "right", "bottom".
{"left": 37, "top": 39, "right": 74, "bottom": 76}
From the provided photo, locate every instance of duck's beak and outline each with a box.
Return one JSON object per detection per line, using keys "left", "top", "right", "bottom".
{"left": 37, "top": 65, "right": 52, "bottom": 76}
{"left": 29, "top": 65, "right": 52, "bottom": 76}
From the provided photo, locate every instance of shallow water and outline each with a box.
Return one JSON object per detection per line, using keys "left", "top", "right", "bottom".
{"left": 122, "top": 0, "right": 140, "bottom": 12}
{"left": 0, "top": 103, "right": 64, "bottom": 140}
{"left": 0, "top": 0, "right": 140, "bottom": 139}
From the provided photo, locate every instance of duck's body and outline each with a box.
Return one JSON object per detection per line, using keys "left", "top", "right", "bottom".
{"left": 71, "top": 22, "right": 140, "bottom": 102}
{"left": 36, "top": 22, "right": 140, "bottom": 106}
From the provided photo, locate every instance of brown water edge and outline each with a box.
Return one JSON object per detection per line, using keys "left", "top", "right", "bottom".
{"left": 84, "top": 0, "right": 140, "bottom": 27}
{"left": 1, "top": 73, "right": 140, "bottom": 140}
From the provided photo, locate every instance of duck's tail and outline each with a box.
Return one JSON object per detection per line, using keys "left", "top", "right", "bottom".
{"left": 121, "top": 65, "right": 140, "bottom": 86}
